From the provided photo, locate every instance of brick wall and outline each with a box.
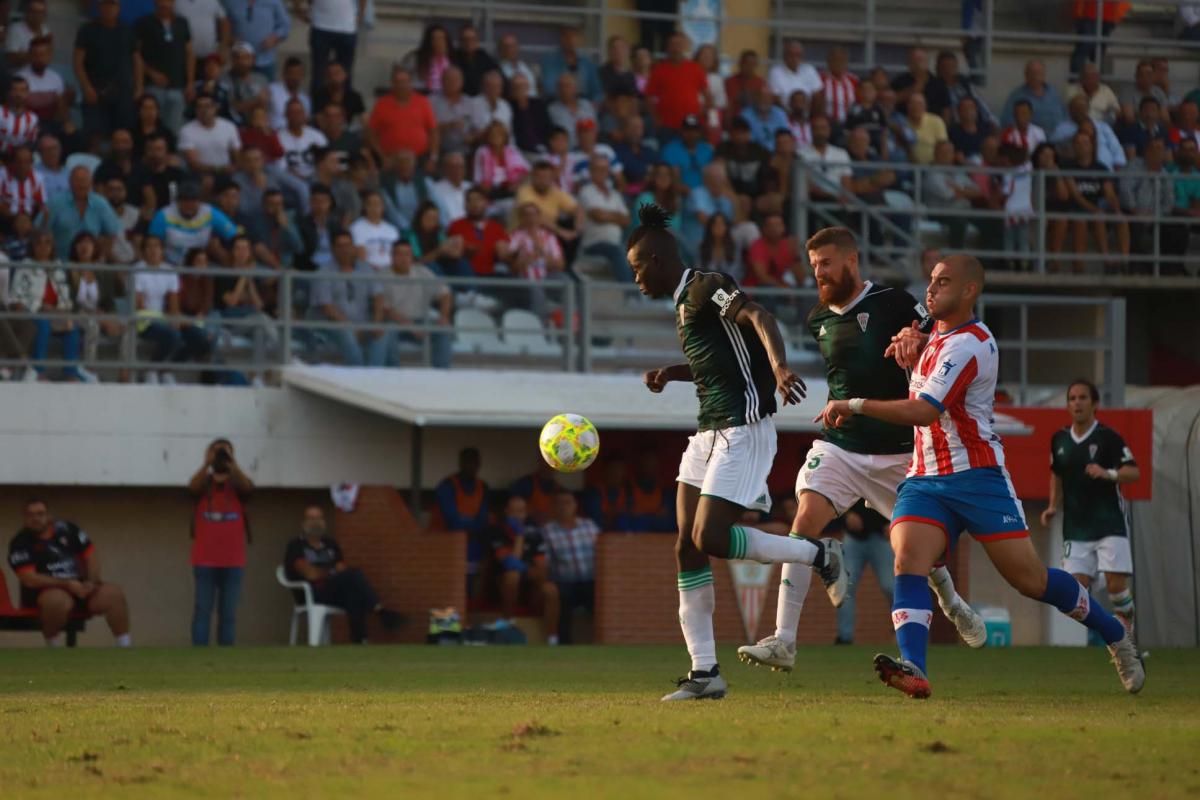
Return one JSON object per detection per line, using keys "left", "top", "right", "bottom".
{"left": 594, "top": 533, "right": 969, "bottom": 645}
{"left": 331, "top": 487, "right": 466, "bottom": 643}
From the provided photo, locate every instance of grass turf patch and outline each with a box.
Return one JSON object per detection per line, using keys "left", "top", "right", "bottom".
{"left": 0, "top": 645, "right": 1196, "bottom": 798}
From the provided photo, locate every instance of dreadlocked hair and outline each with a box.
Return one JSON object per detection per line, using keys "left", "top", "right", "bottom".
{"left": 627, "top": 202, "right": 679, "bottom": 254}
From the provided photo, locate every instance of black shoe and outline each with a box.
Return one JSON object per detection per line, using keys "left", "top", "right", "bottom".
{"left": 378, "top": 608, "right": 406, "bottom": 631}
{"left": 833, "top": 637, "right": 853, "bottom": 645}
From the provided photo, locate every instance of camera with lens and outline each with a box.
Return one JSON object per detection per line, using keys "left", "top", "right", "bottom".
{"left": 212, "top": 446, "right": 233, "bottom": 475}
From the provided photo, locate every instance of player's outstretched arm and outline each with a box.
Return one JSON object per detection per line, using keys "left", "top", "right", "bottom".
{"left": 885, "top": 322, "right": 929, "bottom": 369}
{"left": 816, "top": 397, "right": 940, "bottom": 429}
{"left": 734, "top": 301, "right": 807, "bottom": 405}
{"left": 644, "top": 364, "right": 693, "bottom": 393}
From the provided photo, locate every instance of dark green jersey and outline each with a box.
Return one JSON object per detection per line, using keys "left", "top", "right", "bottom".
{"left": 674, "top": 269, "right": 777, "bottom": 431}
{"left": 1050, "top": 422, "right": 1137, "bottom": 542}
{"left": 808, "top": 282, "right": 928, "bottom": 455}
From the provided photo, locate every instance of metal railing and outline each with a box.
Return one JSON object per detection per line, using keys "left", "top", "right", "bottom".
{"left": 369, "top": 0, "right": 1198, "bottom": 79}
{"left": 791, "top": 157, "right": 1200, "bottom": 281}
{"left": 0, "top": 260, "right": 1129, "bottom": 405}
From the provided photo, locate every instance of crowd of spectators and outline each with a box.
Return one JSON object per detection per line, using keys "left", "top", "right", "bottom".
{"left": 0, "top": 3, "right": 1197, "bottom": 382}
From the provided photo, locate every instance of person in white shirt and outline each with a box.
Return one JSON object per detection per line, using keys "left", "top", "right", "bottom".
{"left": 497, "top": 34, "right": 538, "bottom": 98}
{"left": 175, "top": 0, "right": 230, "bottom": 60}
{"left": 17, "top": 37, "right": 72, "bottom": 128}
{"left": 468, "top": 70, "right": 513, "bottom": 147}
{"left": 5, "top": 0, "right": 49, "bottom": 69}
{"left": 277, "top": 98, "right": 327, "bottom": 182}
{"left": 100, "top": 176, "right": 140, "bottom": 265}
{"left": 768, "top": 39, "right": 823, "bottom": 106}
{"left": 428, "top": 152, "right": 472, "bottom": 225}
{"left": 269, "top": 57, "right": 312, "bottom": 131}
{"left": 577, "top": 154, "right": 631, "bottom": 282}
{"left": 350, "top": 191, "right": 402, "bottom": 271}
{"left": 178, "top": 92, "right": 242, "bottom": 175}
{"left": 798, "top": 115, "right": 852, "bottom": 203}
{"left": 134, "top": 235, "right": 211, "bottom": 384}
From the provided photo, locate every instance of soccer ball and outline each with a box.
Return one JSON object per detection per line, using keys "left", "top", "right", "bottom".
{"left": 539, "top": 414, "right": 600, "bottom": 473}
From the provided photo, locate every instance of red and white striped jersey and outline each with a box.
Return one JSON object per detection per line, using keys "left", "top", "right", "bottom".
{"left": 819, "top": 71, "right": 860, "bottom": 124}
{"left": 789, "top": 119, "right": 812, "bottom": 147}
{"left": 999, "top": 123, "right": 1046, "bottom": 156}
{"left": 0, "top": 107, "right": 38, "bottom": 155}
{"left": 0, "top": 167, "right": 44, "bottom": 216}
{"left": 907, "top": 319, "right": 1005, "bottom": 477}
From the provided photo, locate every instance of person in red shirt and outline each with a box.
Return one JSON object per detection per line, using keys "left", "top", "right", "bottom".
{"left": 745, "top": 212, "right": 802, "bottom": 287}
{"left": 446, "top": 187, "right": 514, "bottom": 277}
{"left": 187, "top": 438, "right": 254, "bottom": 646}
{"left": 367, "top": 66, "right": 439, "bottom": 169}
{"left": 645, "top": 31, "right": 708, "bottom": 136}
{"left": 725, "top": 50, "right": 764, "bottom": 122}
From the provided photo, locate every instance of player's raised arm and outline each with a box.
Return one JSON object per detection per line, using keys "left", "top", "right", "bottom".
{"left": 734, "top": 301, "right": 807, "bottom": 405}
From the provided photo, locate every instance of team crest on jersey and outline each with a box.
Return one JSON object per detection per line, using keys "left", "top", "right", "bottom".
{"left": 856, "top": 312, "right": 869, "bottom": 332}
{"left": 1089, "top": 444, "right": 1098, "bottom": 459}
{"left": 728, "top": 561, "right": 776, "bottom": 642}
{"left": 937, "top": 359, "right": 956, "bottom": 377}
{"left": 710, "top": 288, "right": 740, "bottom": 315}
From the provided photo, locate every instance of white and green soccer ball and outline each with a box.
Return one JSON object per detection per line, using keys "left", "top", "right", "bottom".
{"left": 539, "top": 413, "right": 600, "bottom": 473}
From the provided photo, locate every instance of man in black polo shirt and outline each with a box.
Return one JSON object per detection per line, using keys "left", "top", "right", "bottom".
{"left": 134, "top": 0, "right": 195, "bottom": 135}
{"left": 8, "top": 498, "right": 132, "bottom": 647}
{"left": 283, "top": 506, "right": 402, "bottom": 644}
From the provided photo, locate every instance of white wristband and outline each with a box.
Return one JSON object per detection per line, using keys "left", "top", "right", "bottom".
{"left": 848, "top": 398, "right": 866, "bottom": 415}
{"left": 1106, "top": 469, "right": 1119, "bottom": 482}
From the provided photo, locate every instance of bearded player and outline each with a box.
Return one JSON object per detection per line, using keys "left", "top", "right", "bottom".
{"left": 817, "top": 254, "right": 1143, "bottom": 697}
{"left": 627, "top": 204, "right": 849, "bottom": 702}
{"left": 737, "top": 227, "right": 984, "bottom": 674}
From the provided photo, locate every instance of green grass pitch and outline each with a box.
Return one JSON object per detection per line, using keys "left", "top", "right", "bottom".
{"left": 0, "top": 645, "right": 1197, "bottom": 798}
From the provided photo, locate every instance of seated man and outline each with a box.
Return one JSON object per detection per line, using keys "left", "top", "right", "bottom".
{"left": 8, "top": 498, "right": 131, "bottom": 647}
{"left": 540, "top": 489, "right": 600, "bottom": 645}
{"left": 486, "top": 494, "right": 561, "bottom": 643}
{"left": 283, "top": 505, "right": 402, "bottom": 644}
{"left": 583, "top": 456, "right": 633, "bottom": 531}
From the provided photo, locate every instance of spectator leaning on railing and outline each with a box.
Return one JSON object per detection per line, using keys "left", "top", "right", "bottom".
{"left": 133, "top": 235, "right": 212, "bottom": 384}
{"left": 381, "top": 240, "right": 452, "bottom": 369}
{"left": 311, "top": 229, "right": 388, "bottom": 367}
{"left": 1120, "top": 138, "right": 1183, "bottom": 267}
{"left": 187, "top": 438, "right": 254, "bottom": 646}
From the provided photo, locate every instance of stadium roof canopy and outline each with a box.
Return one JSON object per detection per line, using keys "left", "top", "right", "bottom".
{"left": 283, "top": 366, "right": 1031, "bottom": 435}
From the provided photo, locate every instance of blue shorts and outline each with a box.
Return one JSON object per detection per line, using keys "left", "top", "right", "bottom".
{"left": 499, "top": 555, "right": 528, "bottom": 574}
{"left": 892, "top": 466, "right": 1028, "bottom": 550}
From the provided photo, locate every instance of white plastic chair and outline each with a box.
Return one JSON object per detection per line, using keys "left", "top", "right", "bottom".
{"left": 453, "top": 307, "right": 512, "bottom": 355}
{"left": 275, "top": 565, "right": 345, "bottom": 646}
{"left": 501, "top": 308, "right": 562, "bottom": 357}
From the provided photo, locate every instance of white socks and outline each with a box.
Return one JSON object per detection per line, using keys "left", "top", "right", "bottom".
{"left": 44, "top": 633, "right": 64, "bottom": 647}
{"left": 928, "top": 565, "right": 962, "bottom": 610}
{"left": 115, "top": 633, "right": 132, "bottom": 648}
{"left": 678, "top": 567, "right": 717, "bottom": 672}
{"left": 729, "top": 525, "right": 821, "bottom": 565}
{"left": 1110, "top": 588, "right": 1134, "bottom": 618}
{"left": 773, "top": 550, "right": 814, "bottom": 645}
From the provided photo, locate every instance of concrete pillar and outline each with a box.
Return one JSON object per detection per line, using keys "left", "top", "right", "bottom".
{"left": 720, "top": 0, "right": 771, "bottom": 62}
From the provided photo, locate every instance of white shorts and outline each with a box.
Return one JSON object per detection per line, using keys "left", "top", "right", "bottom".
{"left": 794, "top": 439, "right": 910, "bottom": 517}
{"left": 677, "top": 417, "right": 777, "bottom": 512}
{"left": 1063, "top": 536, "right": 1133, "bottom": 577}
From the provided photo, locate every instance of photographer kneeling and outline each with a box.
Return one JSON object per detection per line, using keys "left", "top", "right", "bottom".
{"left": 187, "top": 439, "right": 255, "bottom": 646}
